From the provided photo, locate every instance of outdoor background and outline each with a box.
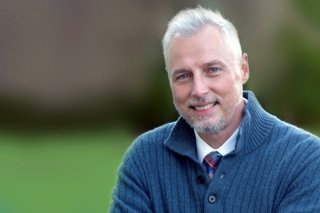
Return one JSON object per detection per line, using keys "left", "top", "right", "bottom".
{"left": 0, "top": 0, "right": 319, "bottom": 212}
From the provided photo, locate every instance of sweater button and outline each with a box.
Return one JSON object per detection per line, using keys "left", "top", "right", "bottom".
{"left": 196, "top": 175, "right": 206, "bottom": 184}
{"left": 208, "top": 194, "right": 216, "bottom": 203}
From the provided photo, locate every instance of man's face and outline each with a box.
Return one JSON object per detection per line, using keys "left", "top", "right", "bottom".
{"left": 167, "top": 25, "right": 249, "bottom": 134}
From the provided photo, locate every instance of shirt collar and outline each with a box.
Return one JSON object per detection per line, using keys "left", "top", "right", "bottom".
{"left": 195, "top": 127, "right": 239, "bottom": 163}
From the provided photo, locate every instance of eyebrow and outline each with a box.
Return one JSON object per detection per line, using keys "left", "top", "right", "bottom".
{"left": 170, "top": 59, "right": 226, "bottom": 76}
{"left": 171, "top": 68, "right": 191, "bottom": 76}
{"left": 202, "top": 60, "right": 225, "bottom": 67}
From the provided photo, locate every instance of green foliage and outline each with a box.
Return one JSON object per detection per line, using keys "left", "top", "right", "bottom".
{"left": 293, "top": 0, "right": 320, "bottom": 30}
{"left": 268, "top": 27, "right": 320, "bottom": 125}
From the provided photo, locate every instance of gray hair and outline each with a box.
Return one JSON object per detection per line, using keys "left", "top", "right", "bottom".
{"left": 162, "top": 6, "right": 242, "bottom": 70}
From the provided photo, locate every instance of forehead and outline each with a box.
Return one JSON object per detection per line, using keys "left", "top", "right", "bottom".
{"left": 167, "top": 25, "right": 234, "bottom": 73}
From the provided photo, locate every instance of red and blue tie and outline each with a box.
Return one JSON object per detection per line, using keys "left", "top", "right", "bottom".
{"left": 203, "top": 151, "right": 222, "bottom": 180}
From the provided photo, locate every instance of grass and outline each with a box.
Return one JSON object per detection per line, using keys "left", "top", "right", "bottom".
{"left": 0, "top": 128, "right": 133, "bottom": 213}
{"left": 0, "top": 126, "right": 318, "bottom": 213}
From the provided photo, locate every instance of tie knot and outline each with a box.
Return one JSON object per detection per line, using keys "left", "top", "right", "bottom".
{"left": 203, "top": 151, "right": 222, "bottom": 169}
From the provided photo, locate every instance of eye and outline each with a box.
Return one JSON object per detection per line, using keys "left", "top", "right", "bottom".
{"left": 207, "top": 67, "right": 220, "bottom": 73}
{"left": 175, "top": 73, "right": 192, "bottom": 81}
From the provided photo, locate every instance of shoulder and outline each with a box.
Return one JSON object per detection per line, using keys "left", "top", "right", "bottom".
{"left": 122, "top": 121, "right": 176, "bottom": 163}
{"left": 272, "top": 124, "right": 320, "bottom": 212}
{"left": 273, "top": 119, "right": 320, "bottom": 147}
{"left": 111, "top": 122, "right": 178, "bottom": 212}
{"left": 270, "top": 120, "right": 320, "bottom": 170}
{"left": 133, "top": 121, "right": 176, "bottom": 151}
{"left": 136, "top": 121, "right": 176, "bottom": 145}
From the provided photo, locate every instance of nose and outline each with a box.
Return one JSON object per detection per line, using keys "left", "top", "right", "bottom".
{"left": 191, "top": 75, "right": 209, "bottom": 97}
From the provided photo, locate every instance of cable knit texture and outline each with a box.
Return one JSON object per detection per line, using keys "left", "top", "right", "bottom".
{"left": 111, "top": 91, "right": 320, "bottom": 213}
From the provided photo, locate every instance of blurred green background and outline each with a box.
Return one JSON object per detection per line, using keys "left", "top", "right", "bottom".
{"left": 0, "top": 128, "right": 131, "bottom": 213}
{"left": 0, "top": 0, "right": 319, "bottom": 212}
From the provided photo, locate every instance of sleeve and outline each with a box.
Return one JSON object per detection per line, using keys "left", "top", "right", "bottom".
{"left": 275, "top": 138, "right": 320, "bottom": 213}
{"left": 110, "top": 139, "right": 154, "bottom": 213}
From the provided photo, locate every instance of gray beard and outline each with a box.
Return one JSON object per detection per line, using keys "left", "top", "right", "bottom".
{"left": 174, "top": 95, "right": 244, "bottom": 135}
{"left": 186, "top": 117, "right": 228, "bottom": 134}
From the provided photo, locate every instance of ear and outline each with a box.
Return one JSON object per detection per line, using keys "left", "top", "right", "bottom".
{"left": 240, "top": 53, "right": 250, "bottom": 84}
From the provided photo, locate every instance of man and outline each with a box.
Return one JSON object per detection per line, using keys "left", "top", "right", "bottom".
{"left": 111, "top": 7, "right": 320, "bottom": 213}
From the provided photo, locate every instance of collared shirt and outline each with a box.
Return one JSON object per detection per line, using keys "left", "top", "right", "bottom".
{"left": 195, "top": 98, "right": 247, "bottom": 163}
{"left": 195, "top": 127, "right": 239, "bottom": 163}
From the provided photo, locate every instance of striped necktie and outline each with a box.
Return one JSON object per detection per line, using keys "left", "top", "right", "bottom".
{"left": 203, "top": 151, "right": 222, "bottom": 180}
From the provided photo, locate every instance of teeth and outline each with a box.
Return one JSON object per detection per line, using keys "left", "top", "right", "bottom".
{"left": 194, "top": 103, "right": 213, "bottom": 111}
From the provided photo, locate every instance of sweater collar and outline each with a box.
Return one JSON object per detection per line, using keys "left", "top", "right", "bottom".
{"left": 235, "top": 91, "right": 276, "bottom": 155}
{"left": 164, "top": 116, "right": 199, "bottom": 163}
{"left": 164, "top": 91, "right": 276, "bottom": 160}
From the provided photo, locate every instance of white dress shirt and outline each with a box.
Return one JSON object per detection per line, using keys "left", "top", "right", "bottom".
{"left": 195, "top": 127, "right": 239, "bottom": 163}
{"left": 195, "top": 98, "right": 246, "bottom": 163}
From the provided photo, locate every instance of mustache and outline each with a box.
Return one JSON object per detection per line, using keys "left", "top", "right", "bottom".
{"left": 188, "top": 95, "right": 220, "bottom": 106}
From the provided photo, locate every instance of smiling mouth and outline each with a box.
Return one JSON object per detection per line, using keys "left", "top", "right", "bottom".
{"left": 191, "top": 101, "right": 219, "bottom": 111}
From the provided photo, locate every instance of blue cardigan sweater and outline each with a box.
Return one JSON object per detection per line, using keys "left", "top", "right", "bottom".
{"left": 111, "top": 91, "right": 320, "bottom": 212}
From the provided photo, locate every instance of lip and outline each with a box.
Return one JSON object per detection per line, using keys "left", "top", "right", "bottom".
{"left": 194, "top": 103, "right": 214, "bottom": 111}
{"left": 190, "top": 101, "right": 219, "bottom": 116}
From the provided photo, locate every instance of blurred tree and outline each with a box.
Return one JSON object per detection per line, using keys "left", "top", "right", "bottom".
{"left": 125, "top": 57, "right": 178, "bottom": 132}
{"left": 260, "top": 0, "right": 320, "bottom": 126}
{"left": 0, "top": 0, "right": 318, "bottom": 132}
{"left": 269, "top": 28, "right": 320, "bottom": 125}
{"left": 293, "top": 0, "right": 320, "bottom": 30}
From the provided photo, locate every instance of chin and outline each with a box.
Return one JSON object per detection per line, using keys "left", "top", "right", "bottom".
{"left": 189, "top": 118, "right": 227, "bottom": 134}
{"left": 194, "top": 123, "right": 226, "bottom": 134}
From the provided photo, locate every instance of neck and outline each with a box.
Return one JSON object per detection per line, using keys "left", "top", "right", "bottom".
{"left": 198, "top": 100, "right": 245, "bottom": 149}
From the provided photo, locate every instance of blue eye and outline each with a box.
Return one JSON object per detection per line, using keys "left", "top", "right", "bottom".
{"left": 208, "top": 67, "right": 220, "bottom": 72}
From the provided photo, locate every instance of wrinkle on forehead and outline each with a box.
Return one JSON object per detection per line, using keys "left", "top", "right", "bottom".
{"left": 167, "top": 26, "right": 238, "bottom": 75}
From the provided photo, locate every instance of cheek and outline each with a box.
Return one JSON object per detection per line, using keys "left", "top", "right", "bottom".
{"left": 171, "top": 85, "right": 189, "bottom": 104}
{"left": 224, "top": 73, "right": 243, "bottom": 91}
{"left": 214, "top": 76, "right": 242, "bottom": 103}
